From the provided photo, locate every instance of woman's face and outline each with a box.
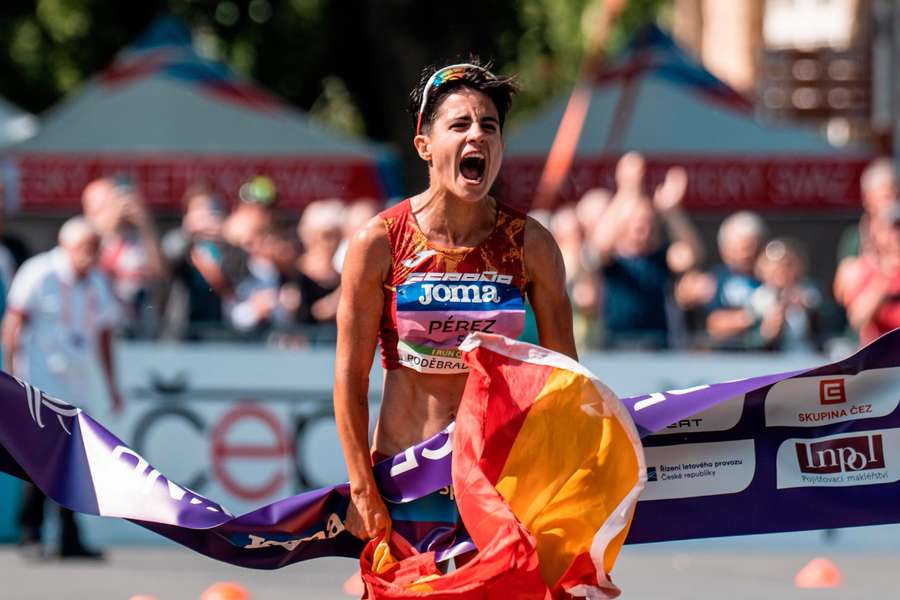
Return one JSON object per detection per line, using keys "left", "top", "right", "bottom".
{"left": 416, "top": 87, "right": 503, "bottom": 203}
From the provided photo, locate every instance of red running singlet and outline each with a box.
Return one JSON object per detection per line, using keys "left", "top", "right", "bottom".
{"left": 377, "top": 199, "right": 528, "bottom": 374}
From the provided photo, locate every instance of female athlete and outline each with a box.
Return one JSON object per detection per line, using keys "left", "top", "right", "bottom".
{"left": 334, "top": 60, "right": 577, "bottom": 540}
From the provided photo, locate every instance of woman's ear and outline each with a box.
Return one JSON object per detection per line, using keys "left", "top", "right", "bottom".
{"left": 413, "top": 134, "right": 431, "bottom": 163}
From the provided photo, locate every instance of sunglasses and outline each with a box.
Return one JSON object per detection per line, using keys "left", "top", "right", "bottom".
{"left": 415, "top": 63, "right": 497, "bottom": 136}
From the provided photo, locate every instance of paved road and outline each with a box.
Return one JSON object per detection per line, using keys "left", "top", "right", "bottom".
{"left": 2, "top": 533, "right": 899, "bottom": 600}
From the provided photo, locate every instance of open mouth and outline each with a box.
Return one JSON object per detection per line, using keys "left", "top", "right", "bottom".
{"left": 459, "top": 155, "right": 486, "bottom": 184}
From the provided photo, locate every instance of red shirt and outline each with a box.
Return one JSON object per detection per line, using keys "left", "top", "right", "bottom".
{"left": 845, "top": 254, "right": 900, "bottom": 345}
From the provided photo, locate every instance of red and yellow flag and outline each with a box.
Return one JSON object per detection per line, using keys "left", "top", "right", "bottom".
{"left": 362, "top": 333, "right": 645, "bottom": 599}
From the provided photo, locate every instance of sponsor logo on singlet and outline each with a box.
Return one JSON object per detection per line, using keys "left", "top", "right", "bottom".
{"left": 394, "top": 270, "right": 525, "bottom": 373}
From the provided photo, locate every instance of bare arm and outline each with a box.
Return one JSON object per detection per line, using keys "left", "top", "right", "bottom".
{"left": 124, "top": 197, "right": 168, "bottom": 281}
{"left": 191, "top": 247, "right": 234, "bottom": 300}
{"left": 590, "top": 192, "right": 634, "bottom": 268}
{"left": 98, "top": 328, "right": 123, "bottom": 413}
{"left": 333, "top": 217, "right": 391, "bottom": 539}
{"left": 525, "top": 217, "right": 578, "bottom": 360}
{"left": 1, "top": 309, "right": 25, "bottom": 373}
{"left": 136, "top": 219, "right": 168, "bottom": 282}
{"left": 653, "top": 167, "right": 703, "bottom": 274}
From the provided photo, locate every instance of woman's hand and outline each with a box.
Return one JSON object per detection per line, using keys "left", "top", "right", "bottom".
{"left": 345, "top": 487, "right": 392, "bottom": 540}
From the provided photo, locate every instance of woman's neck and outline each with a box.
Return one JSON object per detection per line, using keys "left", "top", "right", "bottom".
{"left": 410, "top": 187, "right": 496, "bottom": 248}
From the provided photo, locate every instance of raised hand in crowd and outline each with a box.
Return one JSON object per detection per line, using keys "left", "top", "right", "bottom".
{"left": 114, "top": 185, "right": 167, "bottom": 281}
{"left": 652, "top": 166, "right": 688, "bottom": 214}
{"left": 654, "top": 167, "right": 703, "bottom": 275}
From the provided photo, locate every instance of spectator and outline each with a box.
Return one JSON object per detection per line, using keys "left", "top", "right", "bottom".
{"left": 333, "top": 198, "right": 380, "bottom": 273}
{"left": 748, "top": 238, "right": 822, "bottom": 352}
{"left": 291, "top": 199, "right": 344, "bottom": 326}
{"left": 834, "top": 160, "right": 899, "bottom": 322}
{"left": 592, "top": 154, "right": 703, "bottom": 349}
{"left": 549, "top": 206, "right": 601, "bottom": 349}
{"left": 161, "top": 184, "right": 231, "bottom": 339}
{"left": 2, "top": 217, "right": 122, "bottom": 559}
{"left": 574, "top": 187, "right": 611, "bottom": 244}
{"left": 81, "top": 177, "right": 167, "bottom": 335}
{"left": 0, "top": 206, "right": 12, "bottom": 363}
{"left": 223, "top": 175, "right": 277, "bottom": 250}
{"left": 227, "top": 225, "right": 291, "bottom": 334}
{"left": 839, "top": 205, "right": 900, "bottom": 346}
{"left": 0, "top": 251, "right": 6, "bottom": 367}
{"left": 678, "top": 211, "right": 767, "bottom": 349}
{"left": 0, "top": 218, "right": 16, "bottom": 294}
{"left": 837, "top": 157, "right": 896, "bottom": 261}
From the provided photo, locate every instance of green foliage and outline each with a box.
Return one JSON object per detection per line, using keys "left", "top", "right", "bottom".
{"left": 500, "top": 0, "right": 669, "bottom": 122}
{"left": 309, "top": 75, "right": 366, "bottom": 137}
{"left": 0, "top": 0, "right": 666, "bottom": 185}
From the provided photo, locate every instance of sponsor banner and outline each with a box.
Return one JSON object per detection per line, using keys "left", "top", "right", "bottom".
{"left": 11, "top": 154, "right": 385, "bottom": 213}
{"left": 5, "top": 331, "right": 900, "bottom": 565}
{"left": 776, "top": 429, "right": 900, "bottom": 489}
{"left": 23, "top": 334, "right": 900, "bottom": 546}
{"left": 649, "top": 394, "right": 745, "bottom": 435}
{"left": 65, "top": 342, "right": 820, "bottom": 545}
{"left": 642, "top": 440, "right": 755, "bottom": 501}
{"left": 627, "top": 330, "right": 900, "bottom": 543}
{"left": 499, "top": 156, "right": 869, "bottom": 212}
{"left": 765, "top": 368, "right": 900, "bottom": 428}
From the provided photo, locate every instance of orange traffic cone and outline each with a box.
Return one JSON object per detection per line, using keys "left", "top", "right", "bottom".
{"left": 343, "top": 569, "right": 365, "bottom": 597}
{"left": 795, "top": 557, "right": 842, "bottom": 588}
{"left": 200, "top": 581, "right": 250, "bottom": 600}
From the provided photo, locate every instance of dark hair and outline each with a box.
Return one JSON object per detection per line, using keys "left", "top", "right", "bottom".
{"left": 181, "top": 181, "right": 224, "bottom": 213}
{"left": 408, "top": 57, "right": 518, "bottom": 134}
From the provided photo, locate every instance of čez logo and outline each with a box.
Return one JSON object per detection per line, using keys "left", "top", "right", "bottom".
{"left": 819, "top": 379, "right": 847, "bottom": 406}
{"left": 795, "top": 434, "right": 884, "bottom": 475}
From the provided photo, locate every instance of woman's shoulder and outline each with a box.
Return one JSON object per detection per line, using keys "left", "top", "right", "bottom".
{"left": 495, "top": 199, "right": 527, "bottom": 220}
{"left": 376, "top": 198, "right": 412, "bottom": 223}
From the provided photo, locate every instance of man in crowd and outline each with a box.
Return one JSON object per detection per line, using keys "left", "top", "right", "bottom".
{"left": 677, "top": 211, "right": 767, "bottom": 348}
{"left": 161, "top": 183, "right": 232, "bottom": 339}
{"left": 1, "top": 217, "right": 123, "bottom": 559}
{"left": 222, "top": 175, "right": 278, "bottom": 251}
{"left": 591, "top": 153, "right": 703, "bottom": 349}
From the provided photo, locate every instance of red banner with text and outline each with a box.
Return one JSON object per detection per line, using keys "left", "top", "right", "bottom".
{"left": 500, "top": 156, "right": 871, "bottom": 212}
{"left": 11, "top": 154, "right": 385, "bottom": 213}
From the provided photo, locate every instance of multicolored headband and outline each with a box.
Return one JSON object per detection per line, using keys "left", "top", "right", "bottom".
{"left": 415, "top": 63, "right": 497, "bottom": 136}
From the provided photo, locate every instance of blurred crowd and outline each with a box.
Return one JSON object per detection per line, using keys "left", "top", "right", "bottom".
{"left": 532, "top": 152, "right": 896, "bottom": 354}
{"left": 0, "top": 174, "right": 378, "bottom": 348}
{"left": 0, "top": 153, "right": 897, "bottom": 353}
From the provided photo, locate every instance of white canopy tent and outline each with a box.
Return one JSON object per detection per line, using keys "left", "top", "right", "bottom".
{"left": 0, "top": 97, "right": 36, "bottom": 148}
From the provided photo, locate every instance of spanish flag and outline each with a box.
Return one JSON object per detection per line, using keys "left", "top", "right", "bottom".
{"left": 361, "top": 333, "right": 646, "bottom": 598}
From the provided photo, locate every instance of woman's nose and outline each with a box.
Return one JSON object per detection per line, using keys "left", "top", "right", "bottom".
{"left": 467, "top": 124, "right": 485, "bottom": 142}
